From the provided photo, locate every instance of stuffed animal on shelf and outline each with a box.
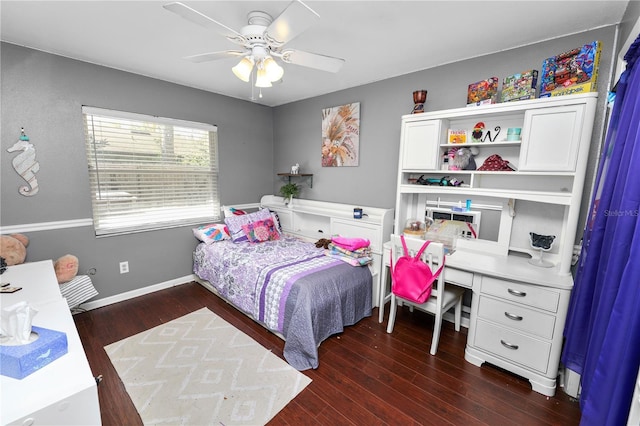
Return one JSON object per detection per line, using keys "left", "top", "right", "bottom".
{"left": 448, "top": 146, "right": 479, "bottom": 170}
{"left": 0, "top": 233, "right": 29, "bottom": 266}
{"left": 54, "top": 254, "right": 79, "bottom": 284}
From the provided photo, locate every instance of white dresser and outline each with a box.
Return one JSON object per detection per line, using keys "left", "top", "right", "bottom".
{"left": 260, "top": 195, "right": 394, "bottom": 307}
{"left": 0, "top": 261, "right": 101, "bottom": 425}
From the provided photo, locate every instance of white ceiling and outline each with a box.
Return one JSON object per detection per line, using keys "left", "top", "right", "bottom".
{"left": 0, "top": 1, "right": 630, "bottom": 107}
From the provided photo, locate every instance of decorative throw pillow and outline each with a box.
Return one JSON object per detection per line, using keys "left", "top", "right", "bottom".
{"left": 224, "top": 208, "right": 273, "bottom": 242}
{"left": 222, "top": 205, "right": 247, "bottom": 218}
{"left": 242, "top": 218, "right": 280, "bottom": 243}
{"left": 193, "top": 223, "right": 230, "bottom": 244}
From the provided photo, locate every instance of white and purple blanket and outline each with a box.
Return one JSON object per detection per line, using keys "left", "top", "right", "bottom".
{"left": 193, "top": 236, "right": 372, "bottom": 370}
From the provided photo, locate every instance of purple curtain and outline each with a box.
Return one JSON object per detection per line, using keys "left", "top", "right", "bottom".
{"left": 561, "top": 34, "right": 640, "bottom": 426}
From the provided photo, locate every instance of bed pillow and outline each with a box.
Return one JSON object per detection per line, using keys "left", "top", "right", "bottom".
{"left": 222, "top": 205, "right": 247, "bottom": 218}
{"left": 225, "top": 208, "right": 273, "bottom": 242}
{"left": 269, "top": 210, "right": 283, "bottom": 234}
{"left": 193, "top": 223, "right": 230, "bottom": 244}
{"left": 241, "top": 218, "right": 280, "bottom": 243}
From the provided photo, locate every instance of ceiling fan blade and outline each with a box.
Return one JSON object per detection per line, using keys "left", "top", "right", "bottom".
{"left": 163, "top": 2, "right": 246, "bottom": 45}
{"left": 184, "top": 50, "right": 247, "bottom": 63}
{"left": 265, "top": 0, "right": 319, "bottom": 46}
{"left": 281, "top": 49, "right": 345, "bottom": 73}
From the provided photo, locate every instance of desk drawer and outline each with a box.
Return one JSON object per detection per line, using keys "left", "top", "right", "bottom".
{"left": 444, "top": 267, "right": 473, "bottom": 288}
{"left": 477, "top": 295, "right": 556, "bottom": 339}
{"left": 480, "top": 276, "right": 560, "bottom": 313}
{"left": 474, "top": 319, "right": 551, "bottom": 374}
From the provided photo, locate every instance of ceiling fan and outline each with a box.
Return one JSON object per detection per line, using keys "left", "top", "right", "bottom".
{"left": 163, "top": 1, "right": 345, "bottom": 89}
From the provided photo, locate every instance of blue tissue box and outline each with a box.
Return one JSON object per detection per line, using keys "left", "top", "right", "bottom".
{"left": 0, "top": 326, "right": 68, "bottom": 379}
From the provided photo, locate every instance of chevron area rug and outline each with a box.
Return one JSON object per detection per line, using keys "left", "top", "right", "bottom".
{"left": 104, "top": 308, "right": 311, "bottom": 425}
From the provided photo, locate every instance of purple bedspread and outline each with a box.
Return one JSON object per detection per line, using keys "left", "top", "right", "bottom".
{"left": 193, "top": 236, "right": 372, "bottom": 369}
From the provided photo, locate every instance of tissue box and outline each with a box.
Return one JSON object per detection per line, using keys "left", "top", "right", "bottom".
{"left": 0, "top": 326, "right": 68, "bottom": 379}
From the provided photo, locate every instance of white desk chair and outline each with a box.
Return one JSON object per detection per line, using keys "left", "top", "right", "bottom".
{"left": 386, "top": 234, "right": 465, "bottom": 355}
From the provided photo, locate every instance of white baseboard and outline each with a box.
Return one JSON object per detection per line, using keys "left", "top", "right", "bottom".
{"left": 78, "top": 274, "right": 197, "bottom": 311}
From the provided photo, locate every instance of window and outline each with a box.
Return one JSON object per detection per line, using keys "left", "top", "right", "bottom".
{"left": 82, "top": 106, "right": 220, "bottom": 236}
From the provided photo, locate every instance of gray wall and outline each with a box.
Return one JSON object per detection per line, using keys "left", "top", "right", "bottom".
{"left": 1, "top": 42, "right": 274, "bottom": 299}
{"left": 0, "top": 24, "right": 624, "bottom": 301}
{"left": 272, "top": 27, "right": 618, "bottom": 243}
{"left": 620, "top": 0, "right": 640, "bottom": 46}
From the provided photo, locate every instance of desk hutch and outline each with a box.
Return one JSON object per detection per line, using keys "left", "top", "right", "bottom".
{"left": 388, "top": 93, "right": 598, "bottom": 396}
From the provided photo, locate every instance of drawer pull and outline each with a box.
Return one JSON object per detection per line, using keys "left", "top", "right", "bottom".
{"left": 500, "top": 340, "right": 519, "bottom": 350}
{"left": 508, "top": 288, "right": 527, "bottom": 297}
{"left": 504, "top": 311, "right": 523, "bottom": 321}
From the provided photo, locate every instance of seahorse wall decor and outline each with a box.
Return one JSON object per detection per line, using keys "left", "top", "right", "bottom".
{"left": 7, "top": 129, "right": 40, "bottom": 196}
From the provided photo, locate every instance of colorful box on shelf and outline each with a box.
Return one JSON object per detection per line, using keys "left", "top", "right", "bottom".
{"left": 447, "top": 129, "right": 468, "bottom": 144}
{"left": 501, "top": 70, "right": 539, "bottom": 102}
{"left": 539, "top": 40, "right": 601, "bottom": 98}
{"left": 467, "top": 77, "right": 499, "bottom": 106}
{"left": 0, "top": 326, "right": 68, "bottom": 379}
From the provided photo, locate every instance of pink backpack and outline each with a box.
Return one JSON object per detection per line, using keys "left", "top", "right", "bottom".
{"left": 390, "top": 235, "right": 445, "bottom": 304}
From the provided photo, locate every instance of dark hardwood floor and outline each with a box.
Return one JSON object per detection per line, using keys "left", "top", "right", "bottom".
{"left": 74, "top": 282, "right": 581, "bottom": 425}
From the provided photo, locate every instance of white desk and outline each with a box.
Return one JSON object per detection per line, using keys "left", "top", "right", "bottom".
{"left": 378, "top": 240, "right": 573, "bottom": 397}
{"left": 0, "top": 261, "right": 101, "bottom": 425}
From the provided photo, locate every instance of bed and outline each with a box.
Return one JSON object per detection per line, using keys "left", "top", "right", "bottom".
{"left": 192, "top": 210, "right": 372, "bottom": 370}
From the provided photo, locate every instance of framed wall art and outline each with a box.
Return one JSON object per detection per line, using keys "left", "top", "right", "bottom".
{"left": 321, "top": 102, "right": 360, "bottom": 167}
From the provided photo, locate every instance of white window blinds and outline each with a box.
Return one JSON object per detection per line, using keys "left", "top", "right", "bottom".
{"left": 82, "top": 106, "right": 220, "bottom": 236}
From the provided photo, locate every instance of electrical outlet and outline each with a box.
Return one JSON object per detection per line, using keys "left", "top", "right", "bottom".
{"left": 119, "top": 261, "right": 129, "bottom": 274}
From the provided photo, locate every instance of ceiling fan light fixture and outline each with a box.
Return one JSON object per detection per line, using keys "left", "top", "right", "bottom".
{"left": 263, "top": 56, "right": 284, "bottom": 82}
{"left": 232, "top": 57, "right": 254, "bottom": 82}
{"left": 255, "top": 66, "right": 272, "bottom": 88}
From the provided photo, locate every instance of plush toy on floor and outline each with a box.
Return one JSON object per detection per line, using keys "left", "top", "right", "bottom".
{"left": 0, "top": 233, "right": 29, "bottom": 266}
{"left": 54, "top": 254, "right": 79, "bottom": 284}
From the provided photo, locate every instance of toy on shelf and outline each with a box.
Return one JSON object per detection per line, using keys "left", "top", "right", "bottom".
{"left": 467, "top": 77, "right": 498, "bottom": 106}
{"left": 412, "top": 90, "right": 428, "bottom": 114}
{"left": 448, "top": 129, "right": 467, "bottom": 144}
{"left": 448, "top": 147, "right": 478, "bottom": 170}
{"left": 471, "top": 122, "right": 501, "bottom": 142}
{"left": 539, "top": 40, "right": 601, "bottom": 97}
{"left": 415, "top": 175, "right": 464, "bottom": 187}
{"left": 501, "top": 70, "right": 538, "bottom": 102}
{"left": 477, "top": 154, "right": 515, "bottom": 171}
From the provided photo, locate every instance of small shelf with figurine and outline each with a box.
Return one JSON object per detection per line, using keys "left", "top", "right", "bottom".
{"left": 277, "top": 173, "right": 313, "bottom": 188}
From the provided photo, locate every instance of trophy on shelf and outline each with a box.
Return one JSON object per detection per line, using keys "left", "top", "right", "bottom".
{"left": 412, "top": 90, "right": 428, "bottom": 114}
{"left": 528, "top": 232, "right": 556, "bottom": 268}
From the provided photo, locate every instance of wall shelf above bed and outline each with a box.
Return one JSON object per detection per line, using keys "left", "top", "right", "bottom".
{"left": 277, "top": 173, "right": 313, "bottom": 188}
